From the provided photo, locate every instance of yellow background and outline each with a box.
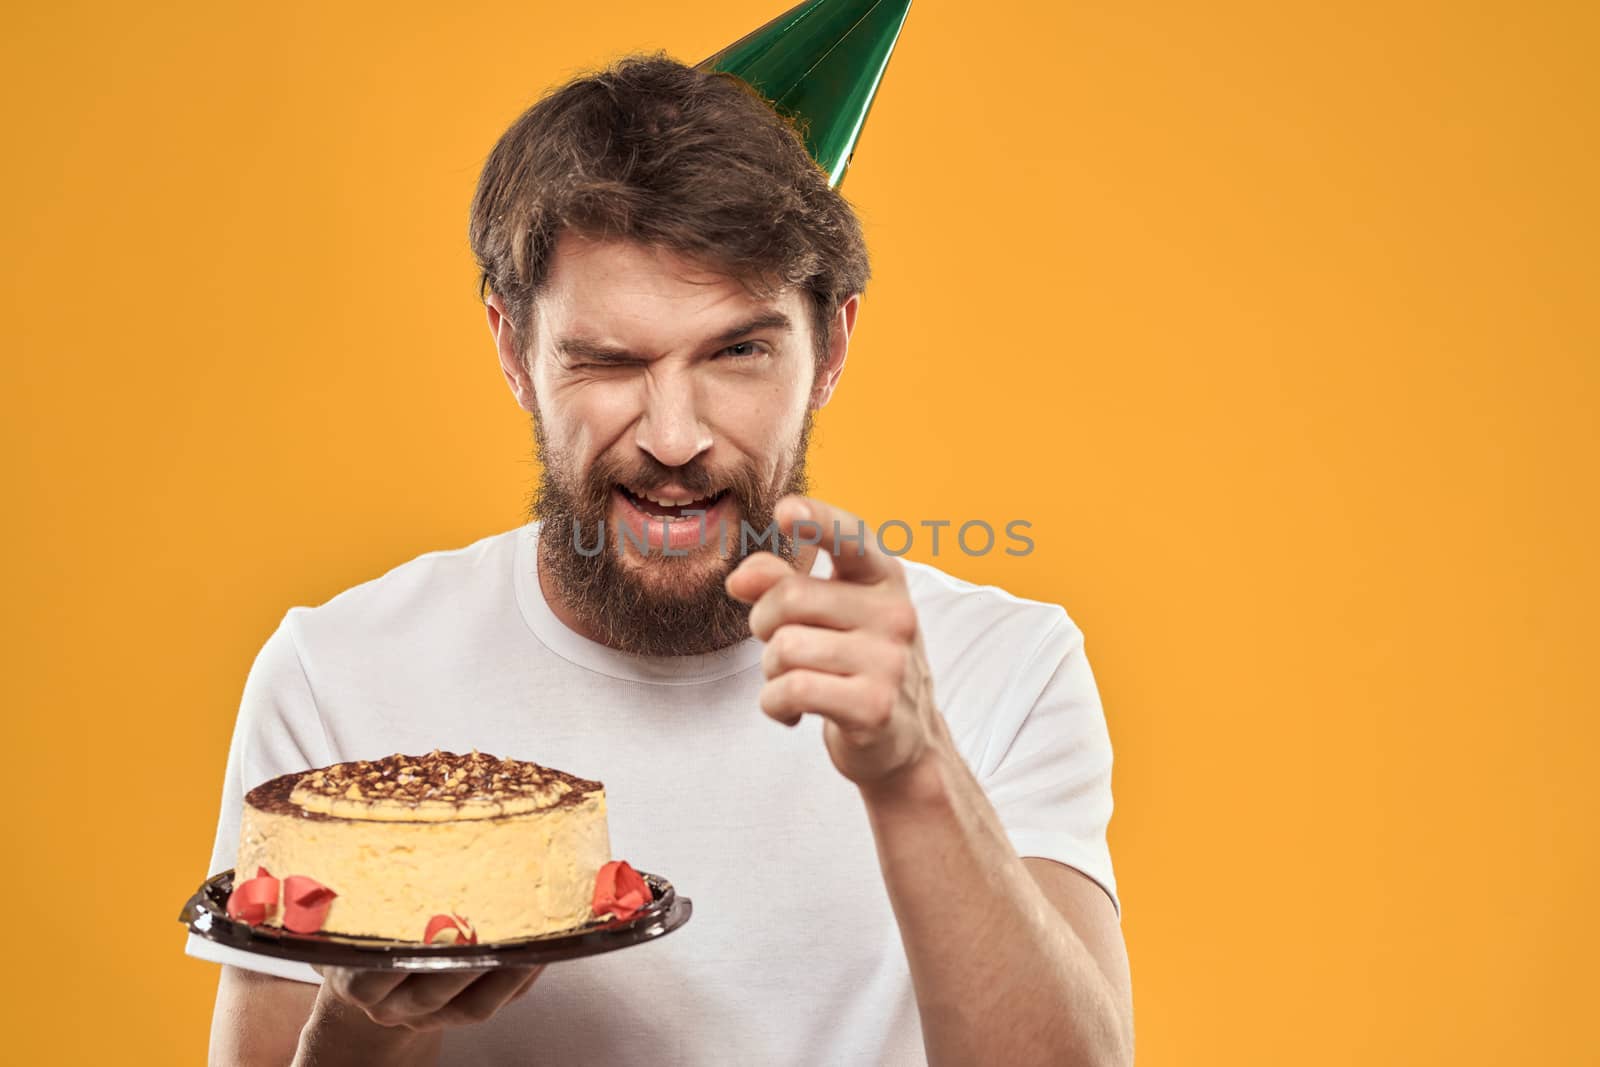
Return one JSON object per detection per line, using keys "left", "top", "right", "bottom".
{"left": 4, "top": 0, "right": 1595, "bottom": 1062}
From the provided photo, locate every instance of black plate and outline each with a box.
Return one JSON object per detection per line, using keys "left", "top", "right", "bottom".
{"left": 179, "top": 868, "right": 692, "bottom": 971}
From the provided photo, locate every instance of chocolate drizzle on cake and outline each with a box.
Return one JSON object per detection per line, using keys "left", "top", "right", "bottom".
{"left": 244, "top": 750, "right": 603, "bottom": 822}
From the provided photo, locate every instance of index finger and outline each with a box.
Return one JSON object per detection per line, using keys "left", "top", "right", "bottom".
{"left": 776, "top": 495, "right": 900, "bottom": 586}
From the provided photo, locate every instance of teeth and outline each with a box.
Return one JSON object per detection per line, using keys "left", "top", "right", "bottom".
{"left": 624, "top": 485, "right": 716, "bottom": 509}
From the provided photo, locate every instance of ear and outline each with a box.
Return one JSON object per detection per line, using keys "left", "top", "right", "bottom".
{"left": 810, "top": 293, "right": 859, "bottom": 410}
{"left": 486, "top": 292, "right": 537, "bottom": 414}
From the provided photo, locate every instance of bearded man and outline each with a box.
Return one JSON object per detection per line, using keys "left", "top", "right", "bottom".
{"left": 188, "top": 48, "right": 1132, "bottom": 1067}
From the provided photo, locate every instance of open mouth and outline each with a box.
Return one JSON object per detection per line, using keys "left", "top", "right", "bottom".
{"left": 615, "top": 484, "right": 729, "bottom": 520}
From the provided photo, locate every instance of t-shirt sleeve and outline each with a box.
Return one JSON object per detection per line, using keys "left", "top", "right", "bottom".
{"left": 977, "top": 609, "right": 1120, "bottom": 917}
{"left": 183, "top": 611, "right": 331, "bottom": 984}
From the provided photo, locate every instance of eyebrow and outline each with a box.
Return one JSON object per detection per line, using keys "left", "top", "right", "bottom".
{"left": 555, "top": 311, "right": 794, "bottom": 363}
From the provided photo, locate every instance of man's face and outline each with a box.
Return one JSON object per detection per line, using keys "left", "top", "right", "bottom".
{"left": 518, "top": 233, "right": 833, "bottom": 656}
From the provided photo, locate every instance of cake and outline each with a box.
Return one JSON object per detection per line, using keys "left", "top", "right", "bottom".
{"left": 229, "top": 749, "right": 613, "bottom": 943}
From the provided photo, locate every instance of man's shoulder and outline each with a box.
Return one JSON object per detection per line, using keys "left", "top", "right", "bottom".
{"left": 896, "top": 558, "right": 1094, "bottom": 759}
{"left": 899, "top": 556, "right": 1081, "bottom": 658}
{"left": 281, "top": 525, "right": 525, "bottom": 646}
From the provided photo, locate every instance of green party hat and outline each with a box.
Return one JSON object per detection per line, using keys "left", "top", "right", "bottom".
{"left": 696, "top": 0, "right": 913, "bottom": 188}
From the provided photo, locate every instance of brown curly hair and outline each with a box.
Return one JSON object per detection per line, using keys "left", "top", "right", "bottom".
{"left": 468, "top": 52, "right": 871, "bottom": 364}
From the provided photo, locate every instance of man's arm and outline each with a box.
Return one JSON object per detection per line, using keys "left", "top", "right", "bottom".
{"left": 209, "top": 966, "right": 442, "bottom": 1067}
{"left": 862, "top": 752, "right": 1133, "bottom": 1067}
{"left": 211, "top": 964, "right": 545, "bottom": 1065}
{"left": 727, "top": 495, "right": 1131, "bottom": 1067}
{"left": 210, "top": 968, "right": 317, "bottom": 1065}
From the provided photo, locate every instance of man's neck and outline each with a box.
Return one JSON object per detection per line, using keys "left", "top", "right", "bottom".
{"left": 537, "top": 542, "right": 820, "bottom": 653}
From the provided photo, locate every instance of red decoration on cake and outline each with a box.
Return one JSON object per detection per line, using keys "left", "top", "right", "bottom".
{"left": 425, "top": 913, "right": 478, "bottom": 945}
{"left": 591, "top": 860, "right": 652, "bottom": 921}
{"left": 226, "top": 867, "right": 281, "bottom": 926}
{"left": 281, "top": 876, "right": 338, "bottom": 934}
{"left": 225, "top": 868, "right": 338, "bottom": 933}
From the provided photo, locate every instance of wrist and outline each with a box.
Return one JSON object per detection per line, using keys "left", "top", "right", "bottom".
{"left": 295, "top": 984, "right": 439, "bottom": 1067}
{"left": 858, "top": 739, "right": 959, "bottom": 813}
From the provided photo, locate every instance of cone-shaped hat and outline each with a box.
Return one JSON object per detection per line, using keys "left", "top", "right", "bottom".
{"left": 696, "top": 0, "right": 913, "bottom": 188}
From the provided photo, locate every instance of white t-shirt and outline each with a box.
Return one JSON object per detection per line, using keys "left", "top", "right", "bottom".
{"left": 185, "top": 521, "right": 1118, "bottom": 1065}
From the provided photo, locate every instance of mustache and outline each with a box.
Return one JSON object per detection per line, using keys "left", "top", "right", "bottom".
{"left": 575, "top": 452, "right": 765, "bottom": 511}
{"left": 603, "top": 456, "right": 718, "bottom": 497}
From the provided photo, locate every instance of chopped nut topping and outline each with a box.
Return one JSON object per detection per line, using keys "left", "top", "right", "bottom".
{"left": 289, "top": 749, "right": 596, "bottom": 808}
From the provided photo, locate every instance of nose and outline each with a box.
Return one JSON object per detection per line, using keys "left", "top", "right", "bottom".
{"left": 634, "top": 365, "right": 712, "bottom": 467}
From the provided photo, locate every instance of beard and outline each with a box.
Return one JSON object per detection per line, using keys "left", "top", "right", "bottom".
{"left": 529, "top": 412, "right": 814, "bottom": 656}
